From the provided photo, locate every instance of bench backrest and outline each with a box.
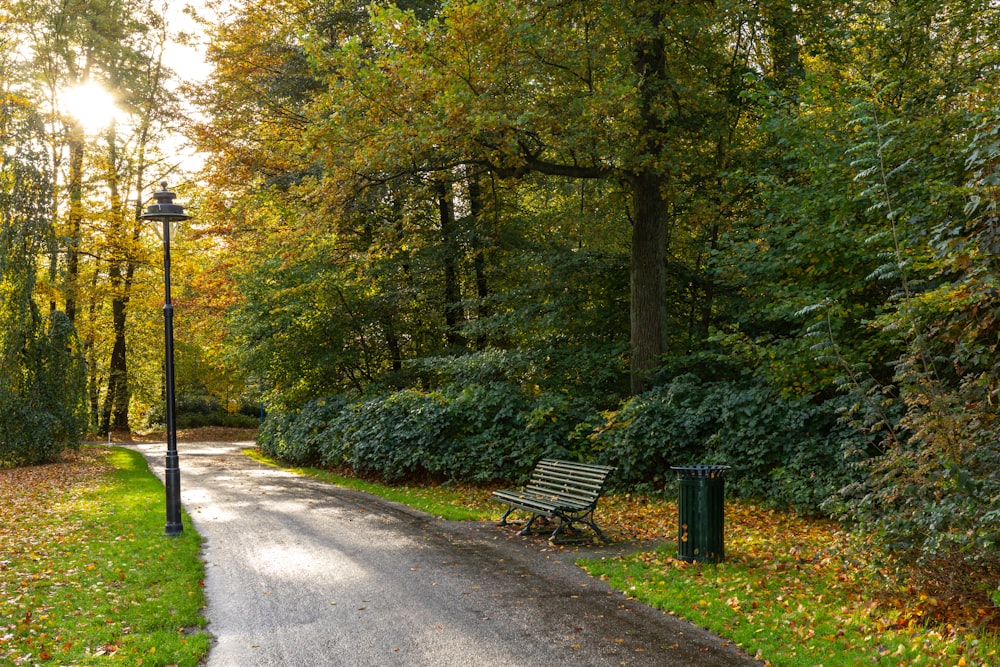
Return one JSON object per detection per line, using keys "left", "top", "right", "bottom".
{"left": 524, "top": 459, "right": 616, "bottom": 507}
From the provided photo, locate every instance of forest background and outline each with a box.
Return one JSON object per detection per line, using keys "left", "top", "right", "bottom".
{"left": 2, "top": 0, "right": 998, "bottom": 618}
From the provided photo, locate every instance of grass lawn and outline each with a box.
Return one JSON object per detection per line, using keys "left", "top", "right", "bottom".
{"left": 581, "top": 501, "right": 999, "bottom": 666}
{"left": 0, "top": 446, "right": 209, "bottom": 666}
{"left": 251, "top": 450, "right": 999, "bottom": 667}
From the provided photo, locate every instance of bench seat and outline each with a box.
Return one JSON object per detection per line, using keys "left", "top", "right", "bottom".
{"left": 491, "top": 459, "right": 616, "bottom": 543}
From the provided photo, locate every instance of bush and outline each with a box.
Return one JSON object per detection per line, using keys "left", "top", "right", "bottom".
{"left": 255, "top": 374, "right": 860, "bottom": 513}
{"left": 0, "top": 312, "right": 87, "bottom": 467}
{"left": 143, "top": 393, "right": 262, "bottom": 432}
{"left": 257, "top": 395, "right": 348, "bottom": 465}
{"left": 834, "top": 388, "right": 1000, "bottom": 580}
{"left": 592, "top": 374, "right": 859, "bottom": 511}
{"left": 590, "top": 376, "right": 711, "bottom": 492}
{"left": 257, "top": 383, "right": 607, "bottom": 485}
{"left": 330, "top": 383, "right": 537, "bottom": 483}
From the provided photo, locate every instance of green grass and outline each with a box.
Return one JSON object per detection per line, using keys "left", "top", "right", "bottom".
{"left": 244, "top": 449, "right": 497, "bottom": 521}
{"left": 0, "top": 447, "right": 210, "bottom": 666}
{"left": 579, "top": 526, "right": 1000, "bottom": 666}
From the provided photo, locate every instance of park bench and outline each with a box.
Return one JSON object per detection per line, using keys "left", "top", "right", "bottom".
{"left": 492, "top": 459, "right": 616, "bottom": 544}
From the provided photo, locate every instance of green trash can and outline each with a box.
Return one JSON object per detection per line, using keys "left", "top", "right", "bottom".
{"left": 671, "top": 465, "right": 730, "bottom": 563}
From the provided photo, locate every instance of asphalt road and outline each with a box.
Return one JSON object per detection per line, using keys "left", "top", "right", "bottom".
{"left": 130, "top": 441, "right": 761, "bottom": 666}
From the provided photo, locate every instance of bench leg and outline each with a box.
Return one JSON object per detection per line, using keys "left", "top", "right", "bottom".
{"left": 518, "top": 513, "right": 553, "bottom": 536}
{"left": 588, "top": 521, "right": 611, "bottom": 544}
{"left": 579, "top": 515, "right": 612, "bottom": 544}
{"left": 501, "top": 509, "right": 610, "bottom": 544}
{"left": 497, "top": 506, "right": 515, "bottom": 527}
{"left": 548, "top": 513, "right": 612, "bottom": 545}
{"left": 548, "top": 521, "right": 566, "bottom": 542}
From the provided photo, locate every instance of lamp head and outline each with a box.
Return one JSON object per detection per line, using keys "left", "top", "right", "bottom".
{"left": 140, "top": 181, "right": 190, "bottom": 222}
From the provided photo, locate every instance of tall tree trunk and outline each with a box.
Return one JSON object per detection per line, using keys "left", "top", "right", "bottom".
{"left": 630, "top": 170, "right": 668, "bottom": 394}
{"left": 436, "top": 179, "right": 466, "bottom": 349}
{"left": 467, "top": 171, "right": 489, "bottom": 350}
{"left": 85, "top": 271, "right": 100, "bottom": 429}
{"left": 699, "top": 221, "right": 720, "bottom": 340}
{"left": 87, "top": 338, "right": 100, "bottom": 428}
{"left": 64, "top": 120, "right": 84, "bottom": 324}
{"left": 103, "top": 264, "right": 130, "bottom": 433}
{"left": 383, "top": 316, "right": 403, "bottom": 376}
{"left": 104, "top": 122, "right": 131, "bottom": 433}
{"left": 628, "top": 6, "right": 670, "bottom": 395}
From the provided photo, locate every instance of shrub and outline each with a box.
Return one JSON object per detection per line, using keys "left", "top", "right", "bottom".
{"left": 593, "top": 374, "right": 859, "bottom": 511}
{"left": 328, "top": 383, "right": 537, "bottom": 483}
{"left": 591, "top": 376, "right": 715, "bottom": 493}
{"left": 0, "top": 312, "right": 87, "bottom": 467}
{"left": 144, "top": 393, "right": 262, "bottom": 432}
{"left": 338, "top": 389, "right": 452, "bottom": 481}
{"left": 259, "top": 383, "right": 607, "bottom": 485}
{"left": 257, "top": 396, "right": 347, "bottom": 465}
{"left": 256, "top": 373, "right": 862, "bottom": 514}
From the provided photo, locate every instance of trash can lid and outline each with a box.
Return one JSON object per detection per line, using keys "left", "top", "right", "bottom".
{"left": 670, "top": 464, "right": 731, "bottom": 479}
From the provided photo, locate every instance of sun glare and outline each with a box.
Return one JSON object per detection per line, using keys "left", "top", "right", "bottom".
{"left": 61, "top": 81, "right": 126, "bottom": 133}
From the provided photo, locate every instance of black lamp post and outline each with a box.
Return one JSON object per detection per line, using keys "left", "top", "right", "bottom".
{"left": 140, "top": 182, "right": 190, "bottom": 536}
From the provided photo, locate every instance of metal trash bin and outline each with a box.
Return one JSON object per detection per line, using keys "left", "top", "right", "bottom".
{"left": 671, "top": 465, "right": 730, "bottom": 563}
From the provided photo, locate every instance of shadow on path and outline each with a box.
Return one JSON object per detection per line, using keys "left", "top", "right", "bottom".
{"left": 129, "top": 441, "right": 761, "bottom": 667}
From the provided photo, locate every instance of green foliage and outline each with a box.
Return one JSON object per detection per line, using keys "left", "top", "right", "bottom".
{"left": 834, "top": 110, "right": 1000, "bottom": 579}
{"left": 408, "top": 341, "right": 629, "bottom": 411}
{"left": 258, "top": 382, "right": 610, "bottom": 484}
{"left": 258, "top": 371, "right": 857, "bottom": 514}
{"left": 327, "top": 384, "right": 534, "bottom": 482}
{"left": 227, "top": 183, "right": 633, "bottom": 411}
{"left": 592, "top": 374, "right": 859, "bottom": 512}
{"left": 257, "top": 395, "right": 348, "bottom": 465}
{"left": 0, "top": 292, "right": 89, "bottom": 470}
{"left": 0, "top": 95, "right": 87, "bottom": 467}
{"left": 142, "top": 393, "right": 261, "bottom": 431}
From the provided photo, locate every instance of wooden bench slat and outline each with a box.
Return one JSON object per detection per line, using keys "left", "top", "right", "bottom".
{"left": 534, "top": 467, "right": 613, "bottom": 483}
{"left": 531, "top": 469, "right": 608, "bottom": 486}
{"left": 535, "top": 468, "right": 614, "bottom": 481}
{"left": 525, "top": 481, "right": 603, "bottom": 497}
{"left": 522, "top": 487, "right": 598, "bottom": 506}
{"left": 525, "top": 476, "right": 604, "bottom": 491}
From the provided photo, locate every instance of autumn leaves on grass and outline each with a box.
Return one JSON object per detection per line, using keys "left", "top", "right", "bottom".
{"left": 0, "top": 448, "right": 209, "bottom": 666}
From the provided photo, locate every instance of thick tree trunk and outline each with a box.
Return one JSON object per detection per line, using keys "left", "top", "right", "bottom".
{"left": 85, "top": 275, "right": 100, "bottom": 429}
{"left": 384, "top": 315, "right": 403, "bottom": 375}
{"left": 87, "top": 339, "right": 100, "bottom": 428}
{"left": 107, "top": 285, "right": 131, "bottom": 432}
{"left": 103, "top": 123, "right": 131, "bottom": 433}
{"left": 630, "top": 170, "right": 668, "bottom": 394}
{"left": 628, "top": 6, "right": 670, "bottom": 395}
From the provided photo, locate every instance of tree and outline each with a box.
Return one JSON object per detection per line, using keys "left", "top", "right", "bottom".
{"left": 8, "top": 0, "right": 184, "bottom": 433}
{"left": 306, "top": 0, "right": 764, "bottom": 393}
{"left": 0, "top": 92, "right": 87, "bottom": 466}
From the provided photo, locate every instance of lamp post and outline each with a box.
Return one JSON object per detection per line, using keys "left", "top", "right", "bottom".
{"left": 140, "top": 182, "right": 190, "bottom": 536}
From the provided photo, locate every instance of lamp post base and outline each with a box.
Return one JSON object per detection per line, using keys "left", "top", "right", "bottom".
{"left": 164, "top": 451, "right": 183, "bottom": 536}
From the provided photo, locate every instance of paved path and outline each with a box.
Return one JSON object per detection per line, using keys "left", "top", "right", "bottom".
{"left": 130, "top": 441, "right": 760, "bottom": 666}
